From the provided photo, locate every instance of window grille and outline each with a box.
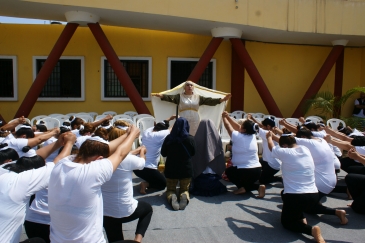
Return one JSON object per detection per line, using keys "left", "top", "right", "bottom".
{"left": 0, "top": 59, "right": 14, "bottom": 97}
{"left": 170, "top": 61, "right": 213, "bottom": 89}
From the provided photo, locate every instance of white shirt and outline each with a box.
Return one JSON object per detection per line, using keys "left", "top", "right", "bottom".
{"left": 354, "top": 146, "right": 365, "bottom": 163}
{"left": 25, "top": 162, "right": 55, "bottom": 225}
{"left": 71, "top": 129, "right": 82, "bottom": 138}
{"left": 312, "top": 130, "right": 342, "bottom": 157}
{"left": 48, "top": 155, "right": 113, "bottom": 243}
{"left": 0, "top": 164, "right": 53, "bottom": 243}
{"left": 142, "top": 127, "right": 170, "bottom": 169}
{"left": 102, "top": 154, "right": 145, "bottom": 218}
{"left": 43, "top": 137, "right": 58, "bottom": 162}
{"left": 272, "top": 145, "right": 318, "bottom": 194}
{"left": 1, "top": 134, "right": 28, "bottom": 157}
{"left": 295, "top": 138, "right": 336, "bottom": 194}
{"left": 231, "top": 131, "right": 261, "bottom": 168}
{"left": 353, "top": 99, "right": 365, "bottom": 118}
{"left": 258, "top": 128, "right": 282, "bottom": 170}
{"left": 75, "top": 135, "right": 90, "bottom": 149}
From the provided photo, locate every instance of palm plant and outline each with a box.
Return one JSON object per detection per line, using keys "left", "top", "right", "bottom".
{"left": 303, "top": 87, "right": 365, "bottom": 120}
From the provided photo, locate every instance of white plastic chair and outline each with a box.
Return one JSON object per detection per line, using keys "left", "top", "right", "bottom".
{"left": 275, "top": 118, "right": 283, "bottom": 128}
{"left": 30, "top": 115, "right": 48, "bottom": 126}
{"left": 285, "top": 118, "right": 300, "bottom": 127}
{"left": 136, "top": 117, "right": 156, "bottom": 145}
{"left": 263, "top": 115, "right": 276, "bottom": 120}
{"left": 37, "top": 117, "right": 60, "bottom": 130}
{"left": 76, "top": 114, "right": 94, "bottom": 123}
{"left": 124, "top": 111, "right": 138, "bottom": 118}
{"left": 253, "top": 113, "right": 265, "bottom": 119}
{"left": 114, "top": 118, "right": 134, "bottom": 126}
{"left": 306, "top": 116, "right": 324, "bottom": 124}
{"left": 54, "top": 115, "right": 71, "bottom": 125}
{"left": 88, "top": 112, "right": 98, "bottom": 119}
{"left": 231, "top": 110, "right": 246, "bottom": 119}
{"left": 113, "top": 114, "right": 135, "bottom": 124}
{"left": 133, "top": 114, "right": 154, "bottom": 124}
{"left": 65, "top": 113, "right": 77, "bottom": 117}
{"left": 75, "top": 112, "right": 91, "bottom": 116}
{"left": 48, "top": 113, "right": 63, "bottom": 118}
{"left": 327, "top": 118, "right": 346, "bottom": 131}
{"left": 102, "top": 111, "right": 117, "bottom": 116}
{"left": 254, "top": 117, "right": 264, "bottom": 123}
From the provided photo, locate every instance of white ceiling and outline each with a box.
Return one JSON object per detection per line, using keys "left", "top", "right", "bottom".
{"left": 1, "top": 0, "right": 365, "bottom": 47}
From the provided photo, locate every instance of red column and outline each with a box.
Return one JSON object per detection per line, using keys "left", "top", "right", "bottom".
{"left": 291, "top": 45, "right": 345, "bottom": 118}
{"left": 230, "top": 38, "right": 283, "bottom": 117}
{"left": 88, "top": 23, "right": 150, "bottom": 115}
{"left": 14, "top": 23, "right": 79, "bottom": 119}
{"left": 187, "top": 37, "right": 223, "bottom": 82}
{"left": 230, "top": 40, "right": 245, "bottom": 111}
{"left": 334, "top": 49, "right": 345, "bottom": 117}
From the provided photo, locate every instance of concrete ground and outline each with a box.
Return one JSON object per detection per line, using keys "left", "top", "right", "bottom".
{"left": 21, "top": 170, "right": 364, "bottom": 243}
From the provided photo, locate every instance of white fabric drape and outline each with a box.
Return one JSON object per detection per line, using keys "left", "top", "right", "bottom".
{"left": 151, "top": 82, "right": 228, "bottom": 131}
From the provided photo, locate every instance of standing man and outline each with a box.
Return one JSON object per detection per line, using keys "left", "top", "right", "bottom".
{"left": 353, "top": 92, "right": 365, "bottom": 118}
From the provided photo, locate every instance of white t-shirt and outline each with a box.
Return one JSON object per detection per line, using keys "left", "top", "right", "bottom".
{"left": 272, "top": 145, "right": 318, "bottom": 194}
{"left": 0, "top": 137, "right": 5, "bottom": 143}
{"left": 48, "top": 155, "right": 113, "bottom": 243}
{"left": 102, "top": 154, "right": 145, "bottom": 218}
{"left": 43, "top": 137, "right": 58, "bottom": 162}
{"left": 231, "top": 131, "right": 261, "bottom": 168}
{"left": 258, "top": 128, "right": 282, "bottom": 170}
{"left": 71, "top": 129, "right": 82, "bottom": 138}
{"left": 312, "top": 130, "right": 342, "bottom": 157}
{"left": 141, "top": 127, "right": 170, "bottom": 169}
{"left": 1, "top": 134, "right": 28, "bottom": 157}
{"left": 0, "top": 164, "right": 53, "bottom": 243}
{"left": 353, "top": 99, "right": 365, "bottom": 118}
{"left": 295, "top": 138, "right": 336, "bottom": 194}
{"left": 25, "top": 162, "right": 55, "bottom": 225}
{"left": 354, "top": 146, "right": 365, "bottom": 163}
{"left": 75, "top": 135, "right": 90, "bottom": 149}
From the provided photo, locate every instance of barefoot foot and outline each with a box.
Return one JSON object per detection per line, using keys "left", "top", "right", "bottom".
{"left": 312, "top": 226, "right": 326, "bottom": 243}
{"left": 257, "top": 185, "right": 266, "bottom": 198}
{"left": 139, "top": 181, "right": 148, "bottom": 194}
{"left": 347, "top": 188, "right": 353, "bottom": 200}
{"left": 335, "top": 209, "right": 348, "bottom": 225}
{"left": 233, "top": 187, "right": 246, "bottom": 195}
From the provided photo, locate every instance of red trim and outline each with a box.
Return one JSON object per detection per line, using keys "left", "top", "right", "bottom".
{"left": 230, "top": 40, "right": 245, "bottom": 111}
{"left": 14, "top": 23, "right": 79, "bottom": 119}
{"left": 230, "top": 38, "right": 283, "bottom": 117}
{"left": 292, "top": 45, "right": 345, "bottom": 118}
{"left": 187, "top": 37, "right": 223, "bottom": 82}
{"left": 88, "top": 23, "right": 151, "bottom": 115}
{"left": 334, "top": 49, "right": 344, "bottom": 117}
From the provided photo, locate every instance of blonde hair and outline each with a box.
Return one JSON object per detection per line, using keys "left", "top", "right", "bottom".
{"left": 108, "top": 127, "right": 127, "bottom": 141}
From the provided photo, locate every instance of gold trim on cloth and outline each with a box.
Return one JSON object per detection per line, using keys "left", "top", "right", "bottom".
{"left": 179, "top": 108, "right": 198, "bottom": 112}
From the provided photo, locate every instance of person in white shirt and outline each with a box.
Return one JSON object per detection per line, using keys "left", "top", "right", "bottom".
{"left": 0, "top": 132, "right": 76, "bottom": 243}
{"left": 42, "top": 125, "right": 71, "bottom": 163}
{"left": 266, "top": 131, "right": 327, "bottom": 243}
{"left": 102, "top": 145, "right": 152, "bottom": 243}
{"left": 247, "top": 114, "right": 282, "bottom": 184}
{"left": 48, "top": 125, "right": 139, "bottom": 243}
{"left": 0, "top": 143, "right": 19, "bottom": 165}
{"left": 134, "top": 118, "right": 173, "bottom": 194}
{"left": 222, "top": 111, "right": 265, "bottom": 198}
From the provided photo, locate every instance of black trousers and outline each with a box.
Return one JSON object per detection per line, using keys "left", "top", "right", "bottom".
{"left": 225, "top": 166, "right": 261, "bottom": 191}
{"left": 103, "top": 201, "right": 153, "bottom": 242}
{"left": 133, "top": 168, "right": 166, "bottom": 190}
{"left": 24, "top": 220, "right": 50, "bottom": 243}
{"left": 20, "top": 238, "right": 46, "bottom": 243}
{"left": 281, "top": 191, "right": 319, "bottom": 236}
{"left": 258, "top": 159, "right": 280, "bottom": 184}
{"left": 340, "top": 157, "right": 364, "bottom": 173}
{"left": 346, "top": 173, "right": 365, "bottom": 214}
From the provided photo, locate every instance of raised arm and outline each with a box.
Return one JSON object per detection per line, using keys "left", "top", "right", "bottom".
{"left": 324, "top": 134, "right": 353, "bottom": 151}
{"left": 324, "top": 126, "right": 353, "bottom": 142}
{"left": 91, "top": 114, "right": 113, "bottom": 128}
{"left": 223, "top": 111, "right": 241, "bottom": 131}
{"left": 27, "top": 128, "right": 60, "bottom": 148}
{"left": 348, "top": 148, "right": 365, "bottom": 165}
{"left": 247, "top": 113, "right": 263, "bottom": 128}
{"left": 0, "top": 116, "right": 27, "bottom": 131}
{"left": 279, "top": 119, "right": 298, "bottom": 134}
{"left": 108, "top": 125, "right": 140, "bottom": 171}
{"left": 266, "top": 131, "right": 275, "bottom": 152}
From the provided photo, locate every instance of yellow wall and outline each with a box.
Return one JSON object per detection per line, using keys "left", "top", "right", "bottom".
{"left": 0, "top": 24, "right": 365, "bottom": 122}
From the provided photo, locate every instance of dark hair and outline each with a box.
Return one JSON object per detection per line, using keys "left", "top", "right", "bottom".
{"left": 58, "top": 145, "right": 79, "bottom": 155}
{"left": 79, "top": 123, "right": 95, "bottom": 136}
{"left": 36, "top": 123, "right": 48, "bottom": 132}
{"left": 3, "top": 155, "right": 45, "bottom": 173}
{"left": 0, "top": 144, "right": 19, "bottom": 165}
{"left": 94, "top": 127, "right": 109, "bottom": 140}
{"left": 75, "top": 140, "right": 109, "bottom": 162}
{"left": 262, "top": 117, "right": 275, "bottom": 128}
{"left": 337, "top": 125, "right": 352, "bottom": 136}
{"left": 303, "top": 120, "right": 318, "bottom": 131}
{"left": 296, "top": 126, "right": 313, "bottom": 139}
{"left": 242, "top": 120, "right": 259, "bottom": 135}
{"left": 279, "top": 133, "right": 297, "bottom": 147}
{"left": 60, "top": 126, "right": 71, "bottom": 134}
{"left": 154, "top": 120, "right": 169, "bottom": 131}
{"left": 15, "top": 123, "right": 35, "bottom": 138}
{"left": 69, "top": 116, "right": 84, "bottom": 130}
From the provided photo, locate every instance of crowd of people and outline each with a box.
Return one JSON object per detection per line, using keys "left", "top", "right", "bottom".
{"left": 0, "top": 81, "right": 364, "bottom": 243}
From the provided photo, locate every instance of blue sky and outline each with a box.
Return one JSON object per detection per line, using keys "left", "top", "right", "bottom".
{"left": 0, "top": 16, "right": 64, "bottom": 24}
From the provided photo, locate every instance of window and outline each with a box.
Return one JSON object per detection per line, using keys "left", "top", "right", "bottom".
{"left": 168, "top": 58, "right": 216, "bottom": 89}
{"left": 101, "top": 57, "right": 152, "bottom": 101}
{"left": 33, "top": 56, "right": 85, "bottom": 101}
{"left": 0, "top": 56, "right": 17, "bottom": 101}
